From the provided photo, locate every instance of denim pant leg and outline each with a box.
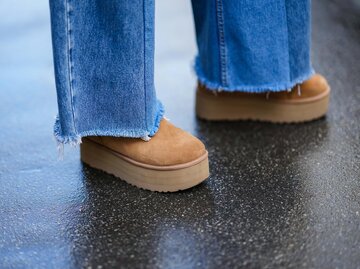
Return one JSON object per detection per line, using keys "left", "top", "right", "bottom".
{"left": 49, "top": 0, "right": 164, "bottom": 146}
{"left": 191, "top": 0, "right": 314, "bottom": 92}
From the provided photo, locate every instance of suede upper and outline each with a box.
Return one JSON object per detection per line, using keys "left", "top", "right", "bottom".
{"left": 87, "top": 120, "right": 206, "bottom": 166}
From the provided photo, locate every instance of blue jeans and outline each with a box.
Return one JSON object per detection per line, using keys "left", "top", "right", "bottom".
{"left": 50, "top": 0, "right": 314, "bottom": 145}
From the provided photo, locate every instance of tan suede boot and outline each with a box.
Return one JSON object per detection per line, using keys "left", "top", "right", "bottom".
{"left": 196, "top": 74, "right": 330, "bottom": 123}
{"left": 80, "top": 119, "right": 209, "bottom": 192}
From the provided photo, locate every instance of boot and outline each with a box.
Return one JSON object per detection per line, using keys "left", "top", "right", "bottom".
{"left": 80, "top": 119, "right": 209, "bottom": 192}
{"left": 196, "top": 74, "right": 330, "bottom": 123}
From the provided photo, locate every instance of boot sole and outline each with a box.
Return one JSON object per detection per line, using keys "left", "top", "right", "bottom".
{"left": 196, "top": 87, "right": 330, "bottom": 123}
{"left": 80, "top": 138, "right": 209, "bottom": 192}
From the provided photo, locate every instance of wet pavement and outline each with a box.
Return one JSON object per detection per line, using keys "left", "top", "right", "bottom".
{"left": 1, "top": 0, "right": 360, "bottom": 268}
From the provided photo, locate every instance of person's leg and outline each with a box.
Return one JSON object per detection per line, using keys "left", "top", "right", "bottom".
{"left": 191, "top": 0, "right": 330, "bottom": 122}
{"left": 49, "top": 0, "right": 162, "bottom": 145}
{"left": 49, "top": 0, "right": 209, "bottom": 191}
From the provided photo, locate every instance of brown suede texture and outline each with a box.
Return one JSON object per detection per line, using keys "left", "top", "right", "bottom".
{"left": 87, "top": 120, "right": 206, "bottom": 166}
{"left": 198, "top": 74, "right": 330, "bottom": 101}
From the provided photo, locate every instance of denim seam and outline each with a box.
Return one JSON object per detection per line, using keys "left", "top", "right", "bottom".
{"left": 215, "top": 0, "right": 228, "bottom": 87}
{"left": 148, "top": 101, "right": 164, "bottom": 136}
{"left": 283, "top": 1, "right": 292, "bottom": 85}
{"left": 65, "top": 0, "right": 77, "bottom": 133}
{"left": 142, "top": 0, "right": 148, "bottom": 134}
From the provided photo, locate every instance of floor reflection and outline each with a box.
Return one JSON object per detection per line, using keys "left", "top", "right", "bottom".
{"left": 64, "top": 166, "right": 215, "bottom": 267}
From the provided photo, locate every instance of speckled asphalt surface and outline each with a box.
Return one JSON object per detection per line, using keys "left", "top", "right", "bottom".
{"left": 1, "top": 0, "right": 360, "bottom": 268}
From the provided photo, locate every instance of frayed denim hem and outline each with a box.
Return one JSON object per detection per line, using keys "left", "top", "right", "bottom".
{"left": 194, "top": 57, "right": 315, "bottom": 93}
{"left": 53, "top": 100, "right": 165, "bottom": 149}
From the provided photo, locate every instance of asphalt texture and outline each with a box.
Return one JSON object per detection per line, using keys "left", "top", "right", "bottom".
{"left": 1, "top": 0, "right": 360, "bottom": 268}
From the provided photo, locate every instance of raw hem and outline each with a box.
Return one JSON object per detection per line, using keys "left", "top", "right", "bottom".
{"left": 194, "top": 57, "right": 315, "bottom": 93}
{"left": 53, "top": 101, "right": 164, "bottom": 147}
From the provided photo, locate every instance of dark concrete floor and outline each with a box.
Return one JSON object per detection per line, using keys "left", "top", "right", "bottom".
{"left": 1, "top": 0, "right": 360, "bottom": 268}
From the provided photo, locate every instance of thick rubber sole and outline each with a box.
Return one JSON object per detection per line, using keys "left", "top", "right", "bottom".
{"left": 196, "top": 87, "right": 330, "bottom": 123}
{"left": 80, "top": 138, "right": 209, "bottom": 192}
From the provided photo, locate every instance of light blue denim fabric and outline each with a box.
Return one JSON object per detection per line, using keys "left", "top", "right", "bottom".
{"left": 192, "top": 0, "right": 314, "bottom": 92}
{"left": 49, "top": 0, "right": 163, "bottom": 146}
{"left": 50, "top": 0, "right": 314, "bottom": 145}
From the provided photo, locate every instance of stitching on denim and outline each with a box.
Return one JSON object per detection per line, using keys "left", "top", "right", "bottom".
{"left": 148, "top": 100, "right": 164, "bottom": 136}
{"left": 142, "top": 0, "right": 148, "bottom": 133}
{"left": 215, "top": 0, "right": 228, "bottom": 87}
{"left": 283, "top": 1, "right": 291, "bottom": 83}
{"left": 65, "top": 0, "right": 77, "bottom": 133}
